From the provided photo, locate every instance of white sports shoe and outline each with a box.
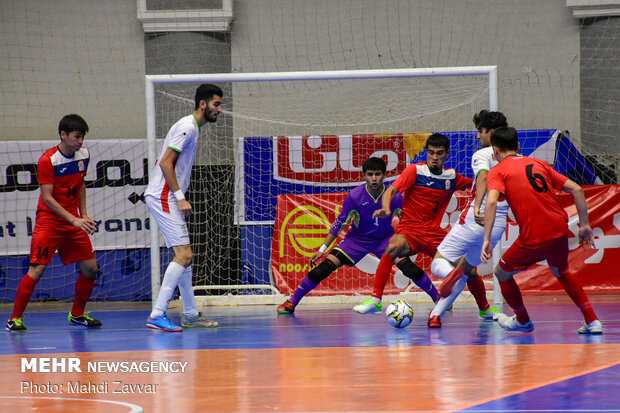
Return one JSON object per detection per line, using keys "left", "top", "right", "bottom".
{"left": 577, "top": 319, "right": 603, "bottom": 334}
{"left": 497, "top": 314, "right": 534, "bottom": 332}
{"left": 353, "top": 297, "right": 382, "bottom": 314}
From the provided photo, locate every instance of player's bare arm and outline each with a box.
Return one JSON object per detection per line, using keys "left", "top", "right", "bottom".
{"left": 41, "top": 184, "right": 96, "bottom": 234}
{"left": 310, "top": 233, "right": 337, "bottom": 266}
{"left": 562, "top": 178, "right": 596, "bottom": 250}
{"left": 160, "top": 147, "right": 192, "bottom": 217}
{"left": 372, "top": 185, "right": 399, "bottom": 219}
{"left": 473, "top": 170, "right": 489, "bottom": 226}
{"left": 481, "top": 189, "right": 500, "bottom": 263}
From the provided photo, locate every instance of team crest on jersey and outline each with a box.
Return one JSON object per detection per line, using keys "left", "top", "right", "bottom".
{"left": 445, "top": 180, "right": 451, "bottom": 190}
{"left": 78, "top": 160, "right": 85, "bottom": 172}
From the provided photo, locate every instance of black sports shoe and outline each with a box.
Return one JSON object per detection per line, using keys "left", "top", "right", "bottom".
{"left": 68, "top": 312, "right": 102, "bottom": 328}
{"left": 6, "top": 318, "right": 27, "bottom": 332}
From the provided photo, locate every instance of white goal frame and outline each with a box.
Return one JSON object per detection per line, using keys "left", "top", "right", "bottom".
{"left": 145, "top": 66, "right": 500, "bottom": 305}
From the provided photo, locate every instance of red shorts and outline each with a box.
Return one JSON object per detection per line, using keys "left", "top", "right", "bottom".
{"left": 499, "top": 234, "right": 569, "bottom": 273}
{"left": 394, "top": 224, "right": 447, "bottom": 257}
{"left": 30, "top": 218, "right": 95, "bottom": 266}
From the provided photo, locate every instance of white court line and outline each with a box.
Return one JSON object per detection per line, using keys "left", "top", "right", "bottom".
{"left": 0, "top": 396, "right": 142, "bottom": 412}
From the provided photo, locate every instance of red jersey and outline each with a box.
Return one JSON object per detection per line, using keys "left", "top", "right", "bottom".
{"left": 487, "top": 154, "right": 568, "bottom": 245}
{"left": 392, "top": 162, "right": 472, "bottom": 231}
{"left": 36, "top": 146, "right": 90, "bottom": 223}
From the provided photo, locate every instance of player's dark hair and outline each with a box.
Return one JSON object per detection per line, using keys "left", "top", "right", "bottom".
{"left": 58, "top": 114, "right": 89, "bottom": 136}
{"left": 362, "top": 157, "right": 387, "bottom": 174}
{"left": 195, "top": 84, "right": 223, "bottom": 109}
{"left": 473, "top": 110, "right": 507, "bottom": 132}
{"left": 426, "top": 133, "right": 450, "bottom": 152}
{"left": 491, "top": 126, "right": 519, "bottom": 151}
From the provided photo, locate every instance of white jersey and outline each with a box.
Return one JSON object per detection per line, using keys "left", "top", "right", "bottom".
{"left": 145, "top": 114, "right": 200, "bottom": 207}
{"left": 458, "top": 146, "right": 509, "bottom": 225}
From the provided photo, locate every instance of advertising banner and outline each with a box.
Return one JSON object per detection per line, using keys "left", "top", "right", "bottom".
{"left": 0, "top": 140, "right": 150, "bottom": 255}
{"left": 272, "top": 186, "right": 620, "bottom": 296}
{"left": 271, "top": 190, "right": 472, "bottom": 296}
{"left": 236, "top": 130, "right": 559, "bottom": 224}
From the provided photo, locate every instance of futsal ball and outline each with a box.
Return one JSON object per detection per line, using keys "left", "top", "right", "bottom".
{"left": 385, "top": 300, "right": 414, "bottom": 328}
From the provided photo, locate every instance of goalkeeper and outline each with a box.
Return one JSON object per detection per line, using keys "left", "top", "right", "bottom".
{"left": 277, "top": 157, "right": 440, "bottom": 314}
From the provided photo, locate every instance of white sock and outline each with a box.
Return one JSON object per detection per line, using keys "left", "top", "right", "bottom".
{"left": 372, "top": 296, "right": 381, "bottom": 305}
{"left": 178, "top": 266, "right": 198, "bottom": 317}
{"left": 431, "top": 257, "right": 454, "bottom": 279}
{"left": 150, "top": 261, "right": 185, "bottom": 318}
{"left": 431, "top": 276, "right": 467, "bottom": 317}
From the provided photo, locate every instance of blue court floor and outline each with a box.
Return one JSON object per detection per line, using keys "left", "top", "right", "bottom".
{"left": 1, "top": 297, "right": 619, "bottom": 412}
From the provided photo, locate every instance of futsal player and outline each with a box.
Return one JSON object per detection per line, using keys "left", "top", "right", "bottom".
{"left": 354, "top": 134, "right": 474, "bottom": 314}
{"left": 481, "top": 126, "right": 602, "bottom": 334}
{"left": 277, "top": 157, "right": 441, "bottom": 314}
{"left": 145, "top": 84, "right": 223, "bottom": 332}
{"left": 427, "top": 110, "right": 508, "bottom": 327}
{"left": 6, "top": 114, "right": 101, "bottom": 332}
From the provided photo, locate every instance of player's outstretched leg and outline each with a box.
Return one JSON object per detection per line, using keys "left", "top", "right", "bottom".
{"left": 278, "top": 261, "right": 334, "bottom": 314}
{"left": 397, "top": 258, "right": 439, "bottom": 302}
{"left": 556, "top": 270, "right": 603, "bottom": 334}
{"left": 498, "top": 278, "right": 534, "bottom": 332}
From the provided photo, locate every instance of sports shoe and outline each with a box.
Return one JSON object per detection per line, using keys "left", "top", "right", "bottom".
{"left": 438, "top": 265, "right": 465, "bottom": 298}
{"left": 277, "top": 299, "right": 296, "bottom": 314}
{"left": 6, "top": 318, "right": 27, "bottom": 332}
{"left": 497, "top": 314, "right": 534, "bottom": 332}
{"left": 181, "top": 312, "right": 219, "bottom": 328}
{"left": 577, "top": 319, "right": 603, "bottom": 334}
{"left": 479, "top": 306, "right": 501, "bottom": 321}
{"left": 427, "top": 315, "right": 441, "bottom": 328}
{"left": 146, "top": 313, "right": 182, "bottom": 332}
{"left": 68, "top": 312, "right": 102, "bottom": 328}
{"left": 353, "top": 297, "right": 382, "bottom": 314}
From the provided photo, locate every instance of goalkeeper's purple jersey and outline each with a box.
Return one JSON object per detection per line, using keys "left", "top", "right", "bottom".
{"left": 329, "top": 183, "right": 402, "bottom": 241}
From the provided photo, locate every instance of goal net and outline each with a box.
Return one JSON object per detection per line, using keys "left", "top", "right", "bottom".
{"left": 147, "top": 67, "right": 503, "bottom": 305}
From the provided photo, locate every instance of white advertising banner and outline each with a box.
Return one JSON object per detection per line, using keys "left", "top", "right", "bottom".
{"left": 0, "top": 140, "right": 152, "bottom": 255}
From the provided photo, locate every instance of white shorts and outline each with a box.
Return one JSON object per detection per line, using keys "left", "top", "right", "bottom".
{"left": 146, "top": 195, "right": 190, "bottom": 248}
{"left": 437, "top": 218, "right": 506, "bottom": 267}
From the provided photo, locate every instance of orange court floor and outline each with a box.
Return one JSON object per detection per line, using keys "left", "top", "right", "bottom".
{"left": 0, "top": 295, "right": 618, "bottom": 413}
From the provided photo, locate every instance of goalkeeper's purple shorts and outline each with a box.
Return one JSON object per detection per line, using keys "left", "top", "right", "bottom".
{"left": 331, "top": 233, "right": 391, "bottom": 267}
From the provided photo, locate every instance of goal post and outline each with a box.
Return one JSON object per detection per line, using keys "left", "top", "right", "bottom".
{"left": 145, "top": 66, "right": 500, "bottom": 306}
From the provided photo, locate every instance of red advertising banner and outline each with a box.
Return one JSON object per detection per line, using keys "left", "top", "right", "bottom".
{"left": 513, "top": 185, "right": 620, "bottom": 294}
{"left": 271, "top": 185, "right": 620, "bottom": 296}
{"left": 271, "top": 190, "right": 472, "bottom": 296}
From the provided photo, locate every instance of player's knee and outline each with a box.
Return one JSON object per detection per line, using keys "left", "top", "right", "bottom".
{"left": 431, "top": 257, "right": 453, "bottom": 278}
{"left": 385, "top": 242, "right": 403, "bottom": 258}
{"left": 27, "top": 264, "right": 46, "bottom": 281}
{"left": 396, "top": 258, "right": 424, "bottom": 281}
{"left": 83, "top": 263, "right": 100, "bottom": 279}
{"left": 308, "top": 259, "right": 337, "bottom": 284}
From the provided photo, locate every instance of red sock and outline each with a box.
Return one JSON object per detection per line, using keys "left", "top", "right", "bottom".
{"left": 558, "top": 270, "right": 597, "bottom": 324}
{"left": 71, "top": 274, "right": 96, "bottom": 316}
{"left": 467, "top": 276, "right": 490, "bottom": 312}
{"left": 11, "top": 274, "right": 38, "bottom": 320}
{"left": 372, "top": 255, "right": 395, "bottom": 299}
{"left": 499, "top": 278, "right": 530, "bottom": 324}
